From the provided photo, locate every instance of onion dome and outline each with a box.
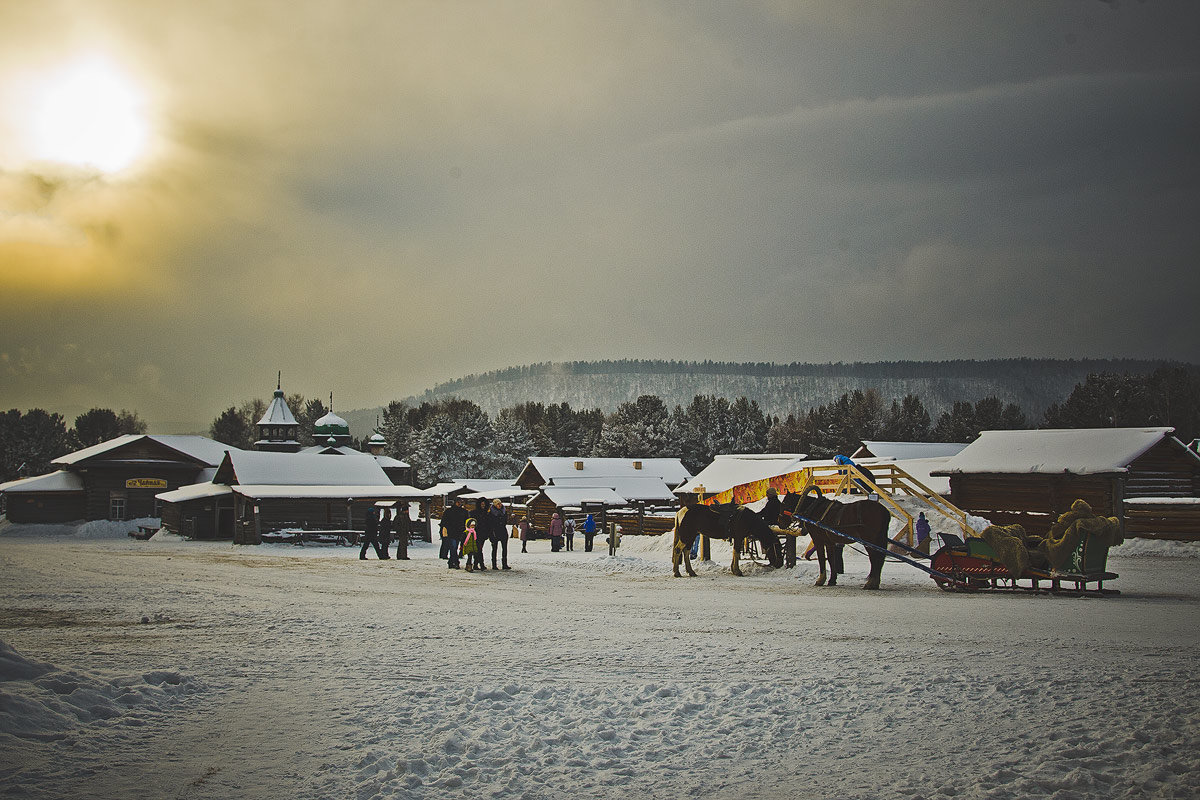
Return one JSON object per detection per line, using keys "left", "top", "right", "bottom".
{"left": 313, "top": 411, "right": 350, "bottom": 439}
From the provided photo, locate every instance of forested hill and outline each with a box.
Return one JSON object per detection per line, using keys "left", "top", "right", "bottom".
{"left": 358, "top": 358, "right": 1179, "bottom": 423}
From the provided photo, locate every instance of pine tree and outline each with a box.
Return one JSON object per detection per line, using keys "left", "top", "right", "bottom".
{"left": 210, "top": 407, "right": 250, "bottom": 449}
{"left": 72, "top": 408, "right": 146, "bottom": 448}
{"left": 489, "top": 410, "right": 537, "bottom": 479}
{"left": 728, "top": 397, "right": 769, "bottom": 454}
{"left": 0, "top": 409, "right": 72, "bottom": 480}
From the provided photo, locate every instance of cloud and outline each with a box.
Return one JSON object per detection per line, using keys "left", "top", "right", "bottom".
{"left": 0, "top": 1, "right": 1197, "bottom": 430}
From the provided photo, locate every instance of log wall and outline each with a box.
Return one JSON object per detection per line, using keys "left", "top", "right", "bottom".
{"left": 1, "top": 492, "right": 87, "bottom": 523}
{"left": 1124, "top": 502, "right": 1200, "bottom": 541}
{"left": 949, "top": 474, "right": 1117, "bottom": 536}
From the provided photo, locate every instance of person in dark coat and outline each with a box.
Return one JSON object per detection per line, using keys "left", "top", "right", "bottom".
{"left": 392, "top": 505, "right": 409, "bottom": 560}
{"left": 378, "top": 505, "right": 392, "bottom": 555}
{"left": 470, "top": 499, "right": 489, "bottom": 571}
{"left": 440, "top": 498, "right": 467, "bottom": 569}
{"left": 359, "top": 506, "right": 388, "bottom": 560}
{"left": 760, "top": 487, "right": 781, "bottom": 526}
{"left": 487, "top": 499, "right": 510, "bottom": 570}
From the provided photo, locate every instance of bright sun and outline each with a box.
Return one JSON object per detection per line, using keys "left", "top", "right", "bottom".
{"left": 26, "top": 56, "right": 150, "bottom": 174}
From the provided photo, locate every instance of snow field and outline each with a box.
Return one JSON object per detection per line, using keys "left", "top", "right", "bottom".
{"left": 2, "top": 521, "right": 1199, "bottom": 799}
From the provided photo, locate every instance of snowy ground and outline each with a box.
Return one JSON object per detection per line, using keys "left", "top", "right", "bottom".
{"left": 2, "top": 517, "right": 1199, "bottom": 800}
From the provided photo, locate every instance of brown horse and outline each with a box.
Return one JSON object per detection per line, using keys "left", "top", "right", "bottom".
{"left": 782, "top": 486, "right": 891, "bottom": 589}
{"left": 672, "top": 503, "right": 783, "bottom": 577}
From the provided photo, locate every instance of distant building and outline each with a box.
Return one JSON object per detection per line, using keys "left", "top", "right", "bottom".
{"left": 157, "top": 450, "right": 426, "bottom": 543}
{"left": 0, "top": 435, "right": 234, "bottom": 523}
{"left": 932, "top": 427, "right": 1200, "bottom": 538}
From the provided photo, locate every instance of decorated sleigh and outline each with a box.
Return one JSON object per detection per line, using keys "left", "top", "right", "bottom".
{"left": 929, "top": 499, "right": 1122, "bottom": 596}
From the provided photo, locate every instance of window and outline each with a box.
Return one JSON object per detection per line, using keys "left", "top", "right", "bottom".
{"left": 110, "top": 496, "right": 127, "bottom": 521}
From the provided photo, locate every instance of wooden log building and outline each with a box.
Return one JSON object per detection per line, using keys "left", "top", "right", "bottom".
{"left": 931, "top": 427, "right": 1200, "bottom": 539}
{"left": 0, "top": 435, "right": 232, "bottom": 524}
{"left": 157, "top": 450, "right": 427, "bottom": 543}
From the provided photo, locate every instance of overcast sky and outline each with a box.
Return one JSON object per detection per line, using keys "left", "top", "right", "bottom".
{"left": 0, "top": 1, "right": 1197, "bottom": 432}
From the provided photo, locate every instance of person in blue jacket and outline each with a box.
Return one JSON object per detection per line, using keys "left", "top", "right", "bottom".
{"left": 583, "top": 513, "right": 597, "bottom": 552}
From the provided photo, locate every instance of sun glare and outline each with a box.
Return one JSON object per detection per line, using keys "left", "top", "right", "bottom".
{"left": 26, "top": 56, "right": 149, "bottom": 174}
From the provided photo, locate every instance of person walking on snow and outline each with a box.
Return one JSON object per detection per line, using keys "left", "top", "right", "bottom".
{"left": 359, "top": 506, "right": 388, "bottom": 560}
{"left": 440, "top": 498, "right": 467, "bottom": 569}
{"left": 564, "top": 516, "right": 576, "bottom": 551}
{"left": 462, "top": 518, "right": 481, "bottom": 573}
{"left": 487, "top": 499, "right": 511, "bottom": 570}
{"left": 518, "top": 517, "right": 531, "bottom": 552}
{"left": 470, "top": 499, "right": 489, "bottom": 571}
{"left": 583, "top": 513, "right": 597, "bottom": 552}
{"left": 915, "top": 512, "right": 932, "bottom": 552}
{"left": 549, "top": 512, "right": 565, "bottom": 552}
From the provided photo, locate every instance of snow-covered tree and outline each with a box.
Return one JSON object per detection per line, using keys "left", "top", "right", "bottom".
{"left": 489, "top": 409, "right": 537, "bottom": 479}
{"left": 595, "top": 395, "right": 678, "bottom": 458}
{"left": 72, "top": 408, "right": 146, "bottom": 448}
{"left": 0, "top": 409, "right": 73, "bottom": 481}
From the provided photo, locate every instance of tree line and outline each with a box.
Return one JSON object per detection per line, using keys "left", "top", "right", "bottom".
{"left": 3, "top": 366, "right": 1196, "bottom": 487}
{"left": 341, "top": 366, "right": 1200, "bottom": 484}
{"left": 0, "top": 408, "right": 147, "bottom": 482}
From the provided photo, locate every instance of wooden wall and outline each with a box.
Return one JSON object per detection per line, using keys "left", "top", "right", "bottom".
{"left": 2, "top": 492, "right": 87, "bottom": 523}
{"left": 1126, "top": 439, "right": 1200, "bottom": 498}
{"left": 1125, "top": 501, "right": 1200, "bottom": 540}
{"left": 80, "top": 464, "right": 208, "bottom": 520}
{"left": 160, "top": 497, "right": 234, "bottom": 540}
{"left": 949, "top": 474, "right": 1118, "bottom": 536}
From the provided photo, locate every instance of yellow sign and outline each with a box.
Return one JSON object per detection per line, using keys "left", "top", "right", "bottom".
{"left": 126, "top": 478, "right": 168, "bottom": 489}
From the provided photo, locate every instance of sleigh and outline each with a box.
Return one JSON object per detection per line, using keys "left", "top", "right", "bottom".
{"left": 929, "top": 529, "right": 1119, "bottom": 596}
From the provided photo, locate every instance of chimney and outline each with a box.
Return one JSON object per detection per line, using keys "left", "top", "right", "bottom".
{"left": 574, "top": 460, "right": 584, "bottom": 470}
{"left": 632, "top": 460, "right": 642, "bottom": 470}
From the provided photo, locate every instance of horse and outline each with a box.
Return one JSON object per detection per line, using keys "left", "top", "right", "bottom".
{"left": 781, "top": 485, "right": 891, "bottom": 589}
{"left": 672, "top": 503, "right": 784, "bottom": 577}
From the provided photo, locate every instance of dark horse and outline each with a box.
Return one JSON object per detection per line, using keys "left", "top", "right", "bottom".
{"left": 672, "top": 503, "right": 783, "bottom": 577}
{"left": 782, "top": 486, "right": 891, "bottom": 589}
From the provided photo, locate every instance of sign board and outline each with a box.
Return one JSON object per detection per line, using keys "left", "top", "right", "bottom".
{"left": 126, "top": 478, "right": 168, "bottom": 490}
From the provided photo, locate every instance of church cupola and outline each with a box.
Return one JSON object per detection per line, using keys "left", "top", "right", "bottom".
{"left": 255, "top": 373, "right": 301, "bottom": 452}
{"left": 313, "top": 392, "right": 352, "bottom": 447}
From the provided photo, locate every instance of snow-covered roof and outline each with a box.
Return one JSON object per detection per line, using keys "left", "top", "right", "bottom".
{"left": 53, "top": 435, "right": 236, "bottom": 467}
{"left": 548, "top": 475, "right": 677, "bottom": 503}
{"left": 427, "top": 479, "right": 521, "bottom": 495}
{"left": 675, "top": 454, "right": 809, "bottom": 495}
{"left": 518, "top": 457, "right": 690, "bottom": 487}
{"left": 258, "top": 390, "right": 298, "bottom": 426}
{"left": 537, "top": 486, "right": 628, "bottom": 507}
{"left": 459, "top": 488, "right": 539, "bottom": 501}
{"left": 217, "top": 451, "right": 393, "bottom": 486}
{"left": 854, "top": 441, "right": 969, "bottom": 460}
{"left": 156, "top": 483, "right": 234, "bottom": 503}
{"left": 933, "top": 427, "right": 1182, "bottom": 476}
{"left": 297, "top": 444, "right": 410, "bottom": 468}
{"left": 230, "top": 484, "right": 428, "bottom": 500}
{"left": 373, "top": 455, "right": 410, "bottom": 469}
{"left": 0, "top": 470, "right": 85, "bottom": 493}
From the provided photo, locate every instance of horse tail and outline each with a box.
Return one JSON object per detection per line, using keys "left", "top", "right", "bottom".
{"left": 672, "top": 507, "right": 688, "bottom": 553}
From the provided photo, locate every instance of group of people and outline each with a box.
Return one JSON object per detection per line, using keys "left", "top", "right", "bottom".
{"left": 358, "top": 506, "right": 409, "bottom": 561}
{"left": 438, "top": 497, "right": 511, "bottom": 571}
{"left": 547, "top": 512, "right": 598, "bottom": 552}
{"left": 363, "top": 495, "right": 606, "bottom": 569}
